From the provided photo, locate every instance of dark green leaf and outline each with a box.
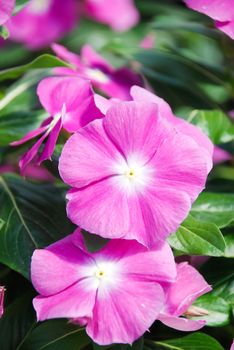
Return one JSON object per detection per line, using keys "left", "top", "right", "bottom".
{"left": 0, "top": 110, "right": 46, "bottom": 146}
{"left": 145, "top": 333, "right": 224, "bottom": 350}
{"left": 200, "top": 258, "right": 234, "bottom": 316}
{"left": 0, "top": 55, "right": 70, "bottom": 82}
{"left": 168, "top": 215, "right": 225, "bottom": 256}
{"left": 0, "top": 174, "right": 73, "bottom": 278}
{"left": 188, "top": 110, "right": 234, "bottom": 144}
{"left": 19, "top": 320, "right": 90, "bottom": 350}
{"left": 0, "top": 290, "right": 36, "bottom": 350}
{"left": 81, "top": 229, "right": 109, "bottom": 253}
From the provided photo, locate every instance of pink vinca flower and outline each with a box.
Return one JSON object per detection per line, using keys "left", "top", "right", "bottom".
{"left": 52, "top": 43, "right": 143, "bottom": 100}
{"left": 0, "top": 286, "right": 5, "bottom": 318}
{"left": 185, "top": 0, "right": 234, "bottom": 39}
{"left": 231, "top": 340, "right": 234, "bottom": 350}
{"left": 6, "top": 0, "right": 78, "bottom": 49}
{"left": 84, "top": 0, "right": 139, "bottom": 32}
{"left": 97, "top": 85, "right": 214, "bottom": 172}
{"left": 0, "top": 0, "right": 15, "bottom": 25}
{"left": 11, "top": 76, "right": 102, "bottom": 174}
{"left": 159, "top": 262, "right": 211, "bottom": 331}
{"left": 59, "top": 98, "right": 212, "bottom": 248}
{"left": 31, "top": 228, "right": 176, "bottom": 345}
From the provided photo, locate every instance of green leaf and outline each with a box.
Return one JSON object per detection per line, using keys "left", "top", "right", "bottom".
{"left": 224, "top": 233, "right": 234, "bottom": 257}
{"left": 192, "top": 294, "right": 231, "bottom": 327}
{"left": 0, "top": 110, "right": 46, "bottom": 146}
{"left": 191, "top": 192, "right": 234, "bottom": 228}
{"left": 168, "top": 215, "right": 225, "bottom": 256}
{"left": 0, "top": 174, "right": 73, "bottom": 279}
{"left": 19, "top": 320, "right": 90, "bottom": 350}
{"left": 0, "top": 290, "right": 36, "bottom": 350}
{"left": 146, "top": 333, "right": 224, "bottom": 350}
{"left": 188, "top": 110, "right": 234, "bottom": 144}
{"left": 0, "top": 55, "right": 70, "bottom": 82}
{"left": 0, "top": 26, "right": 9, "bottom": 39}
{"left": 200, "top": 258, "right": 234, "bottom": 315}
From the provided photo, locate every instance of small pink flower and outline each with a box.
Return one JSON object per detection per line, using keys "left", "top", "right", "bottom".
{"left": 6, "top": 0, "right": 78, "bottom": 49}
{"left": 11, "top": 76, "right": 102, "bottom": 174}
{"left": 0, "top": 286, "right": 5, "bottom": 318}
{"left": 231, "top": 340, "right": 234, "bottom": 350}
{"left": 59, "top": 96, "right": 211, "bottom": 248}
{"left": 31, "top": 228, "right": 176, "bottom": 345}
{"left": 84, "top": 0, "right": 139, "bottom": 32}
{"left": 0, "top": 0, "right": 15, "bottom": 25}
{"left": 159, "top": 262, "right": 211, "bottom": 331}
{"left": 52, "top": 43, "right": 143, "bottom": 100}
{"left": 140, "top": 34, "right": 155, "bottom": 49}
{"left": 185, "top": 0, "right": 234, "bottom": 39}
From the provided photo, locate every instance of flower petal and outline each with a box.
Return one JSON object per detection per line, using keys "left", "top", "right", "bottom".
{"left": 19, "top": 132, "right": 48, "bottom": 175}
{"left": 0, "top": 0, "right": 15, "bottom": 26}
{"left": 159, "top": 313, "right": 206, "bottom": 331}
{"left": 51, "top": 43, "right": 82, "bottom": 68}
{"left": 164, "top": 262, "right": 212, "bottom": 316}
{"left": 185, "top": 0, "right": 234, "bottom": 22}
{"left": 37, "top": 76, "right": 101, "bottom": 132}
{"left": 31, "top": 235, "right": 95, "bottom": 296}
{"left": 85, "top": 0, "right": 139, "bottom": 32}
{"left": 86, "top": 279, "right": 164, "bottom": 345}
{"left": 37, "top": 117, "right": 62, "bottom": 164}
{"left": 131, "top": 86, "right": 213, "bottom": 172}
{"left": 33, "top": 278, "right": 97, "bottom": 321}
{"left": 216, "top": 19, "right": 234, "bottom": 40}
{"left": 99, "top": 239, "right": 176, "bottom": 283}
{"left": 65, "top": 179, "right": 130, "bottom": 238}
{"left": 59, "top": 119, "right": 124, "bottom": 188}
{"left": 103, "top": 101, "right": 168, "bottom": 164}
{"left": 150, "top": 131, "right": 209, "bottom": 202}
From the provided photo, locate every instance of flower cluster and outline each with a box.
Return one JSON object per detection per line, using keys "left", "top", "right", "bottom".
{"left": 12, "top": 44, "right": 214, "bottom": 345}
{"left": 5, "top": 0, "right": 139, "bottom": 49}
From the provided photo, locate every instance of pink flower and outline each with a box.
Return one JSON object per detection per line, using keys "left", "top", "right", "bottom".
{"left": 31, "top": 228, "right": 176, "bottom": 345}
{"left": 59, "top": 95, "right": 211, "bottom": 248}
{"left": 84, "top": 0, "right": 139, "bottom": 32}
{"left": 159, "top": 262, "right": 211, "bottom": 331}
{"left": 140, "top": 34, "right": 155, "bottom": 49}
{"left": 52, "top": 43, "right": 143, "bottom": 100}
{"left": 185, "top": 0, "right": 234, "bottom": 39}
{"left": 11, "top": 76, "right": 102, "bottom": 174}
{"left": 213, "top": 146, "right": 232, "bottom": 165}
{"left": 0, "top": 286, "right": 5, "bottom": 318}
{"left": 0, "top": 0, "right": 15, "bottom": 25}
{"left": 6, "top": 0, "right": 78, "bottom": 49}
{"left": 231, "top": 340, "right": 234, "bottom": 350}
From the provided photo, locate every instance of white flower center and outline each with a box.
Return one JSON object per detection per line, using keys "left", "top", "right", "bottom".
{"left": 85, "top": 68, "right": 110, "bottom": 83}
{"left": 29, "top": 0, "right": 51, "bottom": 14}
{"left": 113, "top": 155, "right": 154, "bottom": 194}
